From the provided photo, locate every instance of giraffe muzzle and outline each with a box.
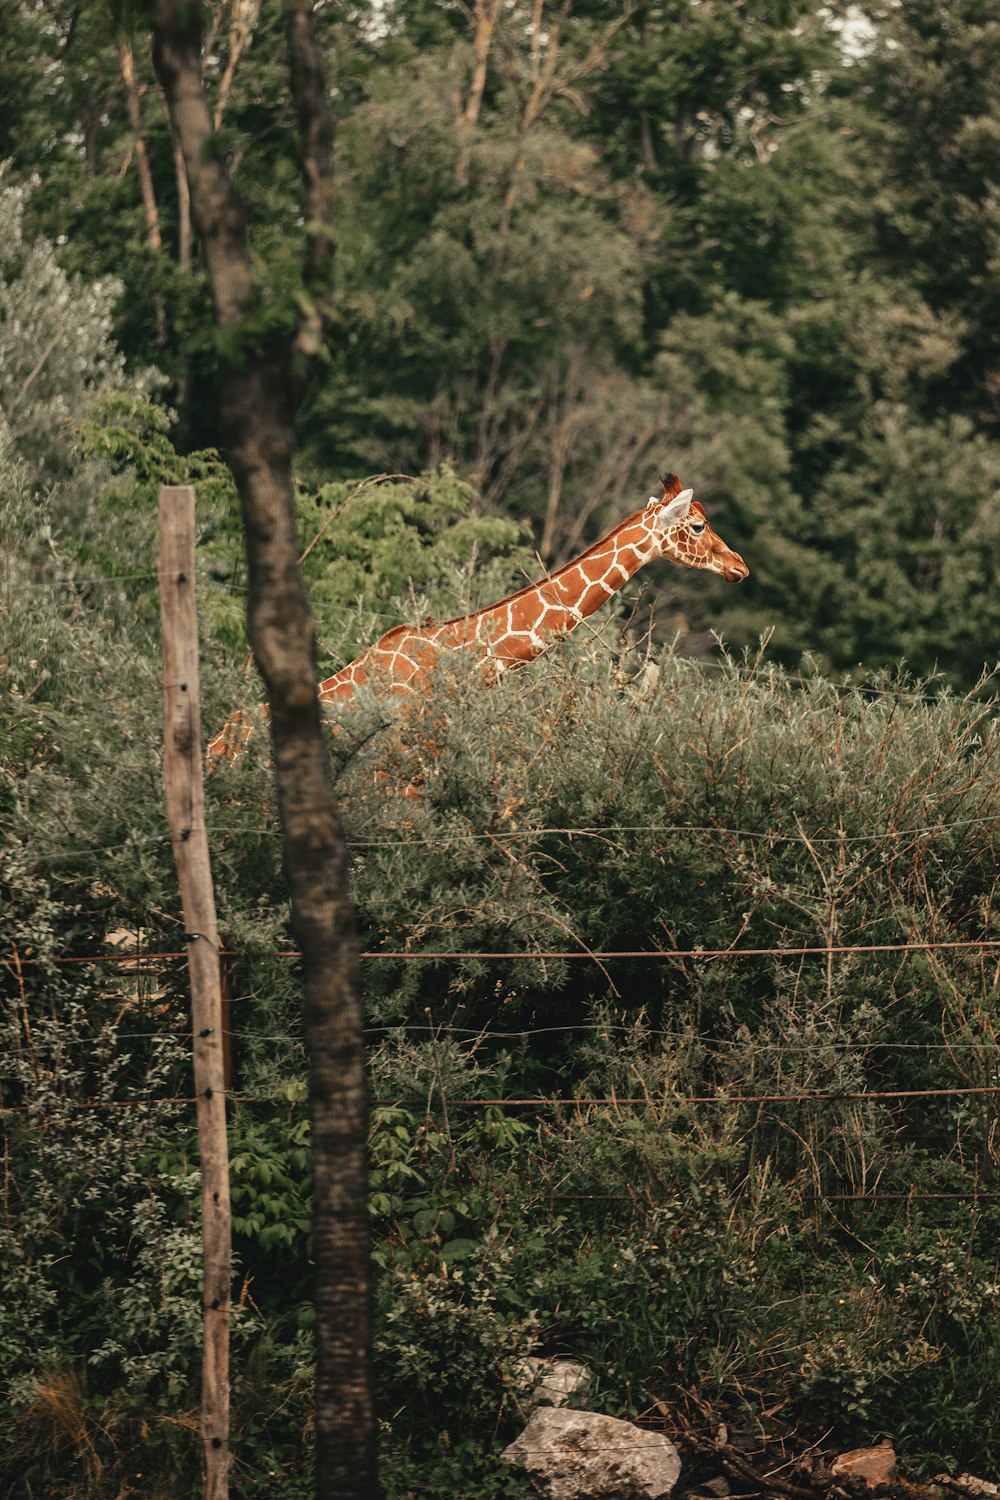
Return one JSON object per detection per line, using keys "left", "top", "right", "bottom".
{"left": 721, "top": 555, "right": 749, "bottom": 583}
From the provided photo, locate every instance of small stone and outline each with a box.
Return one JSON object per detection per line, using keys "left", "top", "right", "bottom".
{"left": 830, "top": 1442, "right": 896, "bottom": 1488}
{"left": 516, "top": 1357, "right": 590, "bottom": 1408}
{"left": 955, "top": 1479, "right": 1000, "bottom": 1499}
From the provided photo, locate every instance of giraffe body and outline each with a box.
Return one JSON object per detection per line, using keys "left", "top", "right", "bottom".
{"left": 316, "top": 474, "right": 747, "bottom": 703}
{"left": 208, "top": 473, "right": 748, "bottom": 759}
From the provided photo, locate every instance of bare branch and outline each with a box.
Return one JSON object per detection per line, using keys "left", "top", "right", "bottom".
{"left": 118, "top": 38, "right": 163, "bottom": 252}
{"left": 284, "top": 0, "right": 335, "bottom": 340}
{"left": 213, "top": 0, "right": 262, "bottom": 132}
{"left": 455, "top": 0, "right": 504, "bottom": 185}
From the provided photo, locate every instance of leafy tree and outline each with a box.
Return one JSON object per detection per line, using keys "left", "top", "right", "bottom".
{"left": 801, "top": 403, "right": 1000, "bottom": 680}
{"left": 305, "top": 24, "right": 655, "bottom": 535}
{"left": 859, "top": 0, "right": 1000, "bottom": 428}
{"left": 0, "top": 176, "right": 130, "bottom": 477}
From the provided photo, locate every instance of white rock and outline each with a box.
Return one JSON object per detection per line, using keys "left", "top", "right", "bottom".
{"left": 516, "top": 1357, "right": 590, "bottom": 1408}
{"left": 503, "top": 1406, "right": 682, "bottom": 1500}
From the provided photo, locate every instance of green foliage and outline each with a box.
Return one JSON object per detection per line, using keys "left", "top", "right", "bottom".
{"left": 8, "top": 2, "right": 1000, "bottom": 1495}
{"left": 376, "top": 1239, "right": 538, "bottom": 1436}
{"left": 230, "top": 1106, "right": 312, "bottom": 1258}
{"left": 4, "top": 0, "right": 1000, "bottom": 681}
{"left": 226, "top": 639, "right": 1000, "bottom": 1489}
{"left": 298, "top": 467, "right": 529, "bottom": 661}
{"left": 6, "top": 313, "right": 1000, "bottom": 1487}
{"left": 8, "top": 512, "right": 1000, "bottom": 1491}
{"left": 859, "top": 0, "right": 1000, "bottom": 421}
{"left": 0, "top": 176, "right": 128, "bottom": 478}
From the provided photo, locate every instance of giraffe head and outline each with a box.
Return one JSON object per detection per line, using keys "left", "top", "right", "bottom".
{"left": 643, "top": 472, "right": 749, "bottom": 583}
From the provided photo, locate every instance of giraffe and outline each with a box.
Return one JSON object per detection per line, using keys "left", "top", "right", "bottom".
{"left": 207, "top": 471, "right": 748, "bottom": 759}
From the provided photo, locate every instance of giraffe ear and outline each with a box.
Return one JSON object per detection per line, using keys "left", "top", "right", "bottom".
{"left": 659, "top": 488, "right": 694, "bottom": 527}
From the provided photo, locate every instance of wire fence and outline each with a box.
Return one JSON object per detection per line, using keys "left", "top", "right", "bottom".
{"left": 4, "top": 1088, "right": 999, "bottom": 1210}
{"left": 8, "top": 573, "right": 1000, "bottom": 1217}
{"left": 3, "top": 1080, "right": 1000, "bottom": 1117}
{"left": 8, "top": 1021, "right": 1000, "bottom": 1049}
{"left": 9, "top": 805, "right": 1000, "bottom": 870}
{"left": 6, "top": 941, "right": 1000, "bottom": 1210}
{"left": 7, "top": 934, "right": 1000, "bottom": 1083}
{"left": 6, "top": 935, "right": 1000, "bottom": 964}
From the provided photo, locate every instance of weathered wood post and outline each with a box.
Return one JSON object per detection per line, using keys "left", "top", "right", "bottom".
{"left": 158, "top": 484, "right": 232, "bottom": 1500}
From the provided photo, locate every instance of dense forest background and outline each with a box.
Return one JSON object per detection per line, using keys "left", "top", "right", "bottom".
{"left": 3, "top": 0, "right": 1000, "bottom": 680}
{"left": 4, "top": 2, "right": 1000, "bottom": 1498}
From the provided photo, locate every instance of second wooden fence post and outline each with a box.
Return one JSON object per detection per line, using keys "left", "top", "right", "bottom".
{"left": 158, "top": 483, "right": 232, "bottom": 1500}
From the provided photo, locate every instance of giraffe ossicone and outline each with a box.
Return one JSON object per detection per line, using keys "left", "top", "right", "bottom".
{"left": 207, "top": 470, "right": 748, "bottom": 761}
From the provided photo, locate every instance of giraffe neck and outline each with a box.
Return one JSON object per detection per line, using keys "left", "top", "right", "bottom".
{"left": 315, "top": 508, "right": 658, "bottom": 702}
{"left": 448, "top": 507, "right": 656, "bottom": 669}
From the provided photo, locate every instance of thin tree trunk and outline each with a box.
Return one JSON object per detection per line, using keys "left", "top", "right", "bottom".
{"left": 455, "top": 0, "right": 502, "bottom": 186}
{"left": 152, "top": 6, "right": 377, "bottom": 1497}
{"left": 154, "top": 52, "right": 193, "bottom": 272}
{"left": 639, "top": 109, "right": 657, "bottom": 172}
{"left": 175, "top": 129, "right": 193, "bottom": 268}
{"left": 119, "top": 38, "right": 163, "bottom": 251}
{"left": 214, "top": 0, "right": 262, "bottom": 132}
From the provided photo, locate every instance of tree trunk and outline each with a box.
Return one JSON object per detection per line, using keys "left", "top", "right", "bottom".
{"left": 152, "top": 6, "right": 377, "bottom": 1496}
{"left": 455, "top": 0, "right": 502, "bottom": 186}
{"left": 220, "top": 357, "right": 376, "bottom": 1499}
{"left": 119, "top": 38, "right": 163, "bottom": 251}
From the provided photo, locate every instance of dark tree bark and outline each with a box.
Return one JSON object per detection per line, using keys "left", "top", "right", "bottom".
{"left": 152, "top": 5, "right": 377, "bottom": 1498}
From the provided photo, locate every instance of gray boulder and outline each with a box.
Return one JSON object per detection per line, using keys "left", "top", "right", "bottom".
{"left": 503, "top": 1406, "right": 682, "bottom": 1500}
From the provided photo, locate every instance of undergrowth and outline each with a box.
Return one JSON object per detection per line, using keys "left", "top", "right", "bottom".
{"left": 4, "top": 464, "right": 1000, "bottom": 1495}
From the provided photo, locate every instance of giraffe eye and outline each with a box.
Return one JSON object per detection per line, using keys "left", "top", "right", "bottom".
{"left": 690, "top": 520, "right": 706, "bottom": 535}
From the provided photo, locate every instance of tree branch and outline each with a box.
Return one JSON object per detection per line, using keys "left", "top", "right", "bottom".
{"left": 284, "top": 0, "right": 334, "bottom": 361}
{"left": 213, "top": 0, "right": 261, "bottom": 132}
{"left": 153, "top": 4, "right": 252, "bottom": 326}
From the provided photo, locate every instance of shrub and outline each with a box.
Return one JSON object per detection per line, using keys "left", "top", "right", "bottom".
{"left": 5, "top": 376, "right": 1000, "bottom": 1488}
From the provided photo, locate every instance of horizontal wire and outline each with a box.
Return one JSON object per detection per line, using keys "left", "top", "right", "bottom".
{"left": 206, "top": 813, "right": 1000, "bottom": 848}
{"left": 3, "top": 1081, "right": 999, "bottom": 1116}
{"left": 432, "top": 1084, "right": 1000, "bottom": 1105}
{"left": 547, "top": 1191, "right": 1000, "bottom": 1202}
{"left": 11, "top": 808, "right": 1000, "bottom": 869}
{"left": 7, "top": 835, "right": 174, "bottom": 865}
{"left": 9, "top": 574, "right": 438, "bottom": 607}
{"left": 13, "top": 570, "right": 162, "bottom": 587}
{"left": 13, "top": 1023, "right": 1000, "bottom": 1050}
{"left": 8, "top": 936, "right": 1000, "bottom": 965}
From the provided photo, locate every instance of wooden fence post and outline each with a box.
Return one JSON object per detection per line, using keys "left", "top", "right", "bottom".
{"left": 158, "top": 485, "right": 231, "bottom": 1500}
